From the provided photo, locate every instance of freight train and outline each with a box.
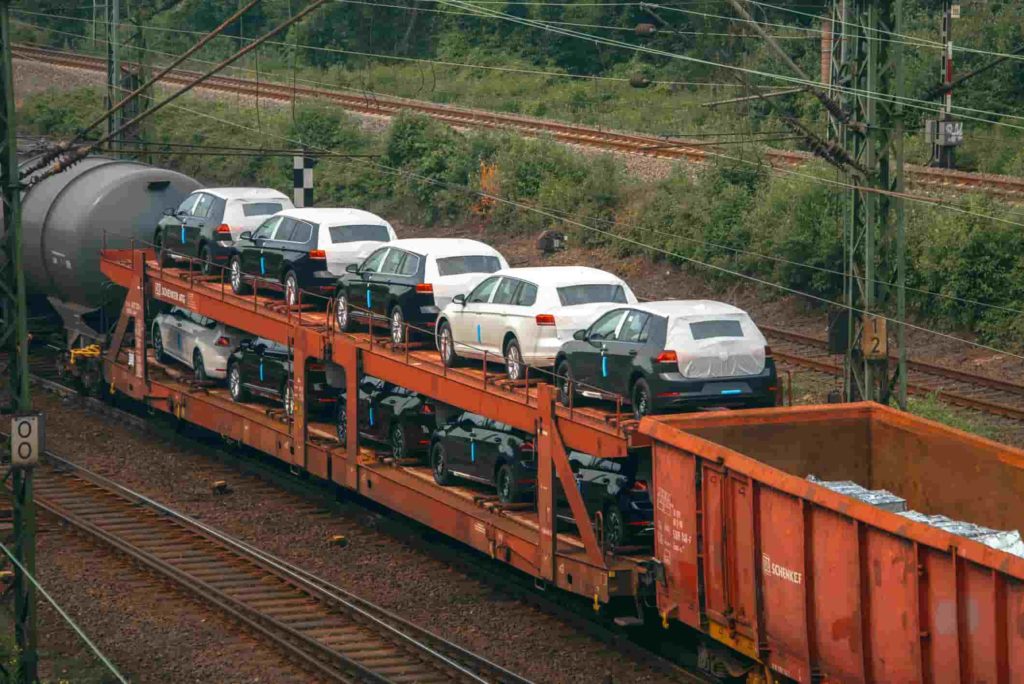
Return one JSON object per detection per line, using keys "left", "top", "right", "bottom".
{"left": 17, "top": 163, "right": 1024, "bottom": 682}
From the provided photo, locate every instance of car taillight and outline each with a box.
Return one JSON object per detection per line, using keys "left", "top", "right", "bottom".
{"left": 631, "top": 479, "right": 648, "bottom": 492}
{"left": 535, "top": 314, "right": 556, "bottom": 326}
{"left": 519, "top": 440, "right": 535, "bottom": 453}
{"left": 420, "top": 402, "right": 434, "bottom": 414}
{"left": 309, "top": 363, "right": 325, "bottom": 371}
{"left": 214, "top": 336, "right": 231, "bottom": 347}
{"left": 765, "top": 345, "right": 773, "bottom": 358}
{"left": 309, "top": 250, "right": 326, "bottom": 259}
{"left": 416, "top": 283, "right": 434, "bottom": 294}
{"left": 655, "top": 350, "right": 677, "bottom": 363}
{"left": 216, "top": 223, "right": 232, "bottom": 236}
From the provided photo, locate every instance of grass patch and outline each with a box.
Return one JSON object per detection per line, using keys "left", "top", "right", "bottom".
{"left": 906, "top": 393, "right": 999, "bottom": 441}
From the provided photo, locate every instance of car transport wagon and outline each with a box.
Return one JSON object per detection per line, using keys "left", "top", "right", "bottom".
{"left": 99, "top": 248, "right": 1024, "bottom": 683}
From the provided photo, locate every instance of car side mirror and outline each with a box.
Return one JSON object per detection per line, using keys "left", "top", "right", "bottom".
{"left": 254, "top": 343, "right": 267, "bottom": 355}
{"left": 239, "top": 231, "right": 253, "bottom": 241}
{"left": 163, "top": 207, "right": 174, "bottom": 216}
{"left": 345, "top": 263, "right": 359, "bottom": 274}
{"left": 453, "top": 294, "right": 466, "bottom": 306}
{"left": 573, "top": 329, "right": 587, "bottom": 341}
{"left": 459, "top": 418, "right": 474, "bottom": 431}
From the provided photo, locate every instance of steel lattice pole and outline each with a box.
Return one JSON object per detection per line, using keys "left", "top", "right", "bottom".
{"left": 0, "top": 1, "right": 38, "bottom": 681}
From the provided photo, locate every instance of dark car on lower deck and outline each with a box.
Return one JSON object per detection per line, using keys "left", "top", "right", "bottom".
{"left": 227, "top": 338, "right": 337, "bottom": 416}
{"left": 335, "top": 376, "right": 437, "bottom": 459}
{"left": 429, "top": 412, "right": 653, "bottom": 548}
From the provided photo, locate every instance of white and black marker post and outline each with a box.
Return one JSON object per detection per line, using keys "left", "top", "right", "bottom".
{"left": 293, "top": 152, "right": 315, "bottom": 208}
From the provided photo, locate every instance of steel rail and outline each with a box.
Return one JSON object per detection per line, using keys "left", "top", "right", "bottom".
{"left": 13, "top": 44, "right": 1024, "bottom": 199}
{"left": 20, "top": 442, "right": 533, "bottom": 684}
{"left": 762, "top": 325, "right": 1024, "bottom": 422}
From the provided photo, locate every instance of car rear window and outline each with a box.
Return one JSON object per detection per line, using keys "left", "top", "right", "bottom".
{"left": 435, "top": 255, "right": 502, "bottom": 276}
{"left": 291, "top": 221, "right": 313, "bottom": 243}
{"left": 689, "top": 319, "right": 744, "bottom": 340}
{"left": 556, "top": 284, "right": 627, "bottom": 306}
{"left": 241, "top": 202, "right": 283, "bottom": 217}
{"left": 329, "top": 224, "right": 391, "bottom": 243}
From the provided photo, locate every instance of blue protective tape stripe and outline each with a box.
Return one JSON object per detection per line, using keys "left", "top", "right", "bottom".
{"left": 366, "top": 289, "right": 372, "bottom": 309}
{"left": 260, "top": 255, "right": 265, "bottom": 275}
{"left": 369, "top": 406, "right": 375, "bottom": 426}
{"left": 601, "top": 355, "right": 608, "bottom": 378}
{"left": 721, "top": 389, "right": 742, "bottom": 395}
{"left": 471, "top": 441, "right": 475, "bottom": 462}
{"left": 180, "top": 226, "right": 186, "bottom": 243}
{"left": 259, "top": 360, "right": 264, "bottom": 382}
{"left": 476, "top": 324, "right": 482, "bottom": 344}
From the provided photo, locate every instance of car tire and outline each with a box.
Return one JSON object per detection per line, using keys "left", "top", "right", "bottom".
{"left": 504, "top": 337, "right": 524, "bottom": 381}
{"left": 283, "top": 381, "right": 295, "bottom": 417}
{"left": 390, "top": 305, "right": 405, "bottom": 345}
{"left": 155, "top": 231, "right": 173, "bottom": 267}
{"left": 556, "top": 359, "right": 575, "bottom": 406}
{"left": 193, "top": 349, "right": 207, "bottom": 382}
{"left": 199, "top": 244, "right": 214, "bottom": 277}
{"left": 390, "top": 423, "right": 406, "bottom": 459}
{"left": 603, "top": 504, "right": 627, "bottom": 550}
{"left": 228, "top": 364, "right": 247, "bottom": 402}
{"left": 496, "top": 463, "right": 520, "bottom": 504}
{"left": 283, "top": 270, "right": 299, "bottom": 307}
{"left": 335, "top": 292, "right": 352, "bottom": 332}
{"left": 336, "top": 400, "right": 348, "bottom": 443}
{"left": 230, "top": 256, "right": 250, "bottom": 295}
{"left": 153, "top": 327, "right": 168, "bottom": 363}
{"left": 431, "top": 442, "right": 454, "bottom": 486}
{"left": 632, "top": 377, "right": 652, "bottom": 420}
{"left": 437, "top": 320, "right": 459, "bottom": 367}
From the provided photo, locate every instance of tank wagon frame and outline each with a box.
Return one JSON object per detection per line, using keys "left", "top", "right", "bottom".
{"left": 95, "top": 247, "right": 1024, "bottom": 683}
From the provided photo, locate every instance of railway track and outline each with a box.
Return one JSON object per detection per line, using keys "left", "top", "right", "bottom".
{"left": 764, "top": 325, "right": 1024, "bottom": 422}
{"left": 26, "top": 444, "right": 532, "bottom": 683}
{"left": 14, "top": 44, "right": 1024, "bottom": 201}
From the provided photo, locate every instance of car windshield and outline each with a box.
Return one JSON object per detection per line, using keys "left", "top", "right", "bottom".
{"left": 557, "top": 284, "right": 627, "bottom": 306}
{"left": 241, "top": 202, "right": 283, "bottom": 217}
{"left": 689, "top": 319, "right": 744, "bottom": 340}
{"left": 329, "top": 224, "right": 390, "bottom": 243}
{"left": 435, "top": 255, "right": 502, "bottom": 276}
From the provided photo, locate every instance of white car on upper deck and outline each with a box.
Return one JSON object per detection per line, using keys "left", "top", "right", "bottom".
{"left": 435, "top": 266, "right": 637, "bottom": 380}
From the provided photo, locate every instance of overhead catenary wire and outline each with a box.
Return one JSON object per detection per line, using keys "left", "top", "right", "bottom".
{"left": 0, "top": 542, "right": 129, "bottom": 684}
{"left": 23, "top": 0, "right": 327, "bottom": 186}
{"left": 429, "top": 0, "right": 1024, "bottom": 130}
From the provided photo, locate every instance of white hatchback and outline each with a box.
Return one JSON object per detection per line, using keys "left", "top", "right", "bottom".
{"left": 290, "top": 207, "right": 398, "bottom": 276}
{"left": 435, "top": 266, "right": 637, "bottom": 380}
{"left": 151, "top": 307, "right": 254, "bottom": 381}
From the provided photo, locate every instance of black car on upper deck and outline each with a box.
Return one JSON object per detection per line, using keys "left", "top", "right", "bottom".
{"left": 333, "top": 238, "right": 507, "bottom": 345}
{"left": 555, "top": 300, "right": 777, "bottom": 419}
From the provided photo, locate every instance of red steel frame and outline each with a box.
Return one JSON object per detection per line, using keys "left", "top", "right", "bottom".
{"left": 99, "top": 249, "right": 646, "bottom": 602}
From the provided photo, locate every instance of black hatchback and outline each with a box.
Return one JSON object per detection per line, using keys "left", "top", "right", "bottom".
{"left": 335, "top": 376, "right": 437, "bottom": 459}
{"left": 555, "top": 301, "right": 778, "bottom": 418}
{"left": 227, "top": 337, "right": 338, "bottom": 417}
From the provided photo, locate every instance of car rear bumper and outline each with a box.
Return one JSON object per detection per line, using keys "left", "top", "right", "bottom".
{"left": 649, "top": 362, "right": 778, "bottom": 411}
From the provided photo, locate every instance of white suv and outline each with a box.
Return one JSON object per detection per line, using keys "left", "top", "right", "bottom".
{"left": 151, "top": 307, "right": 254, "bottom": 381}
{"left": 435, "top": 266, "right": 637, "bottom": 380}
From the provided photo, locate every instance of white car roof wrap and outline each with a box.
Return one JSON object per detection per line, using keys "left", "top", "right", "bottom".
{"left": 277, "top": 207, "right": 392, "bottom": 228}
{"left": 659, "top": 302, "right": 768, "bottom": 379}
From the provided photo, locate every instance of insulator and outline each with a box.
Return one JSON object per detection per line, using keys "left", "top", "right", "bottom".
{"left": 635, "top": 23, "right": 657, "bottom": 36}
{"left": 629, "top": 74, "right": 652, "bottom": 89}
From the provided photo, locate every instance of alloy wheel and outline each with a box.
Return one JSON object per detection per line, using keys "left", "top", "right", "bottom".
{"left": 229, "top": 366, "right": 241, "bottom": 401}
{"left": 230, "top": 259, "right": 242, "bottom": 292}
{"left": 335, "top": 294, "right": 349, "bottom": 331}
{"left": 505, "top": 340, "right": 523, "bottom": 381}
{"left": 390, "top": 307, "right": 405, "bottom": 345}
{"left": 285, "top": 272, "right": 298, "bottom": 306}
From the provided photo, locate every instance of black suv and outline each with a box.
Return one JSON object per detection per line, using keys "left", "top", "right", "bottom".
{"left": 429, "top": 412, "right": 653, "bottom": 548}
{"left": 335, "top": 376, "right": 437, "bottom": 459}
{"left": 155, "top": 188, "right": 290, "bottom": 274}
{"left": 555, "top": 303, "right": 778, "bottom": 418}
{"left": 227, "top": 338, "right": 337, "bottom": 416}
{"left": 229, "top": 212, "right": 334, "bottom": 306}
